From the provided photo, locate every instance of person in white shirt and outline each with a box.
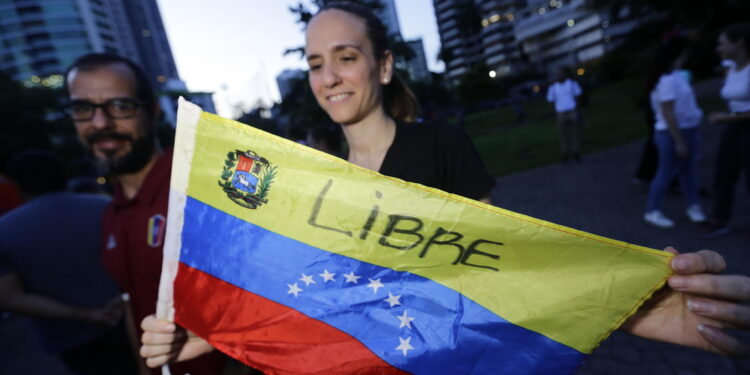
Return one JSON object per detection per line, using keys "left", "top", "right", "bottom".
{"left": 643, "top": 35, "right": 706, "bottom": 228}
{"left": 546, "top": 68, "right": 583, "bottom": 163}
{"left": 703, "top": 22, "right": 750, "bottom": 237}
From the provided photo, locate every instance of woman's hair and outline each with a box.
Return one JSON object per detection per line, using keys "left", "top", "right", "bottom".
{"left": 318, "top": 1, "right": 420, "bottom": 122}
{"left": 645, "top": 33, "right": 689, "bottom": 94}
{"left": 723, "top": 22, "right": 750, "bottom": 54}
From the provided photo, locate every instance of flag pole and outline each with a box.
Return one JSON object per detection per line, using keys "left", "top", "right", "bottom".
{"left": 156, "top": 97, "right": 203, "bottom": 375}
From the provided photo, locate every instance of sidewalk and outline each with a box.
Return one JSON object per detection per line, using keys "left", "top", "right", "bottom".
{"left": 491, "top": 123, "right": 749, "bottom": 374}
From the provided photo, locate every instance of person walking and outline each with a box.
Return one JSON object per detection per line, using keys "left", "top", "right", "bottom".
{"left": 643, "top": 34, "right": 706, "bottom": 228}
{"left": 546, "top": 67, "right": 583, "bottom": 163}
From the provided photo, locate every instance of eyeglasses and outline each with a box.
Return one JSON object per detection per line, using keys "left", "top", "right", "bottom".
{"left": 62, "top": 98, "right": 142, "bottom": 121}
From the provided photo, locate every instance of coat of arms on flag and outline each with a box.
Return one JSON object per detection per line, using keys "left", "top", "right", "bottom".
{"left": 218, "top": 149, "right": 277, "bottom": 209}
{"left": 156, "top": 98, "right": 673, "bottom": 375}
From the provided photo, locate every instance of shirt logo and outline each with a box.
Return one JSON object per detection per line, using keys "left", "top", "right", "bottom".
{"left": 106, "top": 233, "right": 116, "bottom": 250}
{"left": 218, "top": 149, "right": 277, "bottom": 209}
{"left": 147, "top": 214, "right": 166, "bottom": 247}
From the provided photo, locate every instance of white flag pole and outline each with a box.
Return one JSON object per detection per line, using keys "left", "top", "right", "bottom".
{"left": 156, "top": 97, "right": 203, "bottom": 375}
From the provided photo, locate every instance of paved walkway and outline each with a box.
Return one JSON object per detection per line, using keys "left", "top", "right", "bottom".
{"left": 491, "top": 123, "right": 750, "bottom": 374}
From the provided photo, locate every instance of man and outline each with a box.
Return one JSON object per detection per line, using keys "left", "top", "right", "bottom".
{"left": 546, "top": 67, "right": 584, "bottom": 163}
{"left": 0, "top": 150, "right": 133, "bottom": 374}
{"left": 64, "top": 53, "right": 226, "bottom": 374}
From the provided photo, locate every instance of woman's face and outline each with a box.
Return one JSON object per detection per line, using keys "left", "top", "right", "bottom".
{"left": 716, "top": 32, "right": 742, "bottom": 61}
{"left": 305, "top": 9, "right": 391, "bottom": 125}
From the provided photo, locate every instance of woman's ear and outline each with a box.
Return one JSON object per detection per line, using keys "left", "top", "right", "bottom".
{"left": 380, "top": 50, "right": 394, "bottom": 85}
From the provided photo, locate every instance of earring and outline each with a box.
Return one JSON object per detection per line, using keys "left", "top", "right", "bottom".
{"left": 383, "top": 78, "right": 389, "bottom": 84}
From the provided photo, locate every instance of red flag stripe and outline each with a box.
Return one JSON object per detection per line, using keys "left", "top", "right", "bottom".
{"left": 174, "top": 263, "right": 409, "bottom": 375}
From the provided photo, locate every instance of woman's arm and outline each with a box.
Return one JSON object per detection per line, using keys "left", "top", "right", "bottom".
{"left": 660, "top": 100, "right": 688, "bottom": 158}
{"left": 708, "top": 111, "right": 750, "bottom": 124}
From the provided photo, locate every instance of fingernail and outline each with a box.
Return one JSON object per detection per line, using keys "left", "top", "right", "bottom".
{"left": 165, "top": 323, "right": 176, "bottom": 332}
{"left": 669, "top": 276, "right": 688, "bottom": 289}
{"left": 671, "top": 257, "right": 689, "bottom": 272}
{"left": 697, "top": 324, "right": 706, "bottom": 333}
{"left": 687, "top": 300, "right": 713, "bottom": 314}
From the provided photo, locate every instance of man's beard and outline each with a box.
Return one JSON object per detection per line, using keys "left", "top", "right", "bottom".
{"left": 87, "top": 129, "right": 156, "bottom": 176}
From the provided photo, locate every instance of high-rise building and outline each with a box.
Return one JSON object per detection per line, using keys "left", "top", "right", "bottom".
{"left": 374, "top": 0, "right": 401, "bottom": 39}
{"left": 1, "top": 0, "right": 114, "bottom": 84}
{"left": 405, "top": 38, "right": 430, "bottom": 82}
{"left": 434, "top": 0, "right": 640, "bottom": 79}
{"left": 114, "top": 0, "right": 179, "bottom": 88}
{"left": 513, "top": 0, "right": 638, "bottom": 73}
{"left": 373, "top": 0, "right": 431, "bottom": 82}
{"left": 0, "top": 0, "right": 180, "bottom": 89}
{"left": 477, "top": 0, "right": 525, "bottom": 77}
{"left": 433, "top": 0, "right": 484, "bottom": 80}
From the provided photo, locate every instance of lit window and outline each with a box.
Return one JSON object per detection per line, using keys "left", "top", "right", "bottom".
{"left": 567, "top": 19, "right": 575, "bottom": 27}
{"left": 142, "top": 29, "right": 151, "bottom": 37}
{"left": 576, "top": 68, "right": 585, "bottom": 76}
{"left": 490, "top": 14, "right": 500, "bottom": 23}
{"left": 489, "top": 70, "right": 496, "bottom": 78}
{"left": 538, "top": 7, "right": 546, "bottom": 15}
{"left": 507, "top": 13, "right": 515, "bottom": 22}
{"left": 157, "top": 75, "right": 166, "bottom": 83}
{"left": 482, "top": 19, "right": 489, "bottom": 27}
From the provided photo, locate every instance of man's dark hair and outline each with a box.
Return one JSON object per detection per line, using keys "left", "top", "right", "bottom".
{"left": 8, "top": 150, "right": 67, "bottom": 196}
{"left": 64, "top": 53, "right": 157, "bottom": 111}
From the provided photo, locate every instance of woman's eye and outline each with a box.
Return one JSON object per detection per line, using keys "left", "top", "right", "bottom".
{"left": 309, "top": 64, "right": 322, "bottom": 71}
{"left": 341, "top": 56, "right": 356, "bottom": 62}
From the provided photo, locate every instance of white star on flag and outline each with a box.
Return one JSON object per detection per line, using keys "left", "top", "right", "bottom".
{"left": 343, "top": 271, "right": 362, "bottom": 284}
{"left": 396, "top": 310, "right": 415, "bottom": 329}
{"left": 299, "top": 274, "right": 316, "bottom": 286}
{"left": 319, "top": 269, "right": 336, "bottom": 282}
{"left": 384, "top": 292, "right": 402, "bottom": 307}
{"left": 396, "top": 336, "right": 415, "bottom": 357}
{"left": 366, "top": 278, "right": 384, "bottom": 294}
{"left": 287, "top": 282, "right": 302, "bottom": 297}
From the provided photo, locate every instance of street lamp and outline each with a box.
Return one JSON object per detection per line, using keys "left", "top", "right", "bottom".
{"left": 489, "top": 70, "right": 497, "bottom": 78}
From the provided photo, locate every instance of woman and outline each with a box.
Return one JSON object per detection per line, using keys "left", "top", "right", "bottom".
{"left": 643, "top": 34, "right": 706, "bottom": 228}
{"left": 704, "top": 22, "right": 750, "bottom": 237}
{"left": 139, "top": 3, "right": 750, "bottom": 367}
{"left": 304, "top": 2, "right": 494, "bottom": 201}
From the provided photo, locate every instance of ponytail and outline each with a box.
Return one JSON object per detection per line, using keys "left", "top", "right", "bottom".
{"left": 384, "top": 73, "right": 420, "bottom": 122}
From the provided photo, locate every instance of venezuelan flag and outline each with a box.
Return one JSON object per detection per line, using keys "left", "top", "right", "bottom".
{"left": 156, "top": 98, "right": 672, "bottom": 375}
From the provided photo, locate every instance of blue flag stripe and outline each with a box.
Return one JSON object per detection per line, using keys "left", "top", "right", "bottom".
{"left": 180, "top": 197, "right": 585, "bottom": 374}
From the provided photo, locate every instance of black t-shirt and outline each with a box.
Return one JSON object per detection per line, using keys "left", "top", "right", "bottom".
{"left": 378, "top": 121, "right": 495, "bottom": 200}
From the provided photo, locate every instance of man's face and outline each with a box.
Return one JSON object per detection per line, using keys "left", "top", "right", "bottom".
{"left": 67, "top": 63, "right": 155, "bottom": 175}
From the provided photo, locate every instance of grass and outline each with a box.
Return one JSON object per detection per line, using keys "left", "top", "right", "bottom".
{"left": 462, "top": 79, "right": 725, "bottom": 177}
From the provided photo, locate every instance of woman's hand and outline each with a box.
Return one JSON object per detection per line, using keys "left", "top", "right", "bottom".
{"left": 622, "top": 248, "right": 750, "bottom": 357}
{"left": 139, "top": 315, "right": 215, "bottom": 368}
